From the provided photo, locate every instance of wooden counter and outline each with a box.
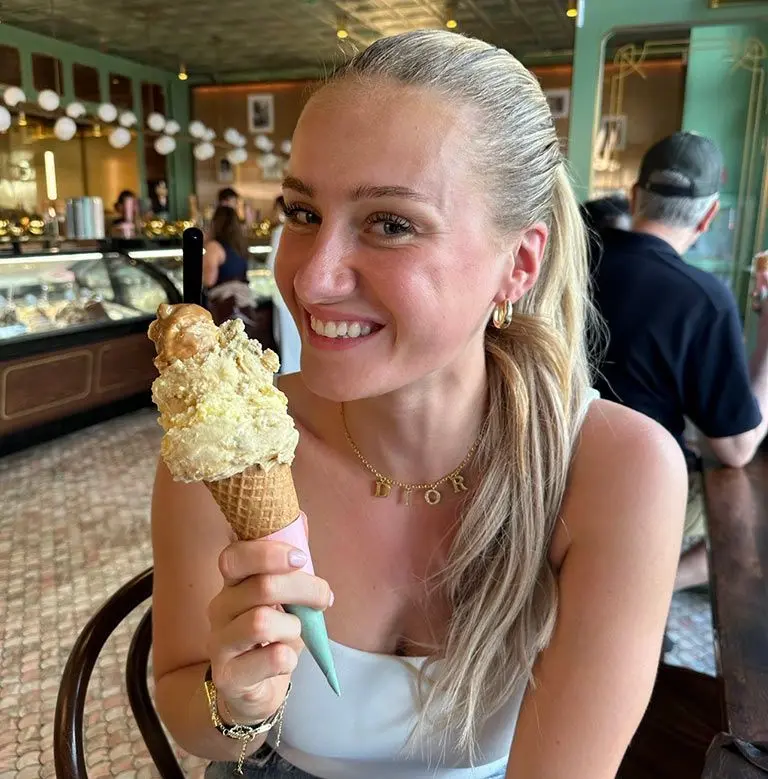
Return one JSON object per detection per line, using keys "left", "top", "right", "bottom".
{"left": 703, "top": 448, "right": 768, "bottom": 754}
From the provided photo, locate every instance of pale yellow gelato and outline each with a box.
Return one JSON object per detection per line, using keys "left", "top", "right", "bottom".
{"left": 148, "top": 303, "right": 299, "bottom": 482}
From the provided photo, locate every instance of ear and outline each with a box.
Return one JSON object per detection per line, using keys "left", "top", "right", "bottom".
{"left": 697, "top": 198, "right": 720, "bottom": 234}
{"left": 494, "top": 222, "right": 548, "bottom": 305}
{"left": 629, "top": 184, "right": 639, "bottom": 215}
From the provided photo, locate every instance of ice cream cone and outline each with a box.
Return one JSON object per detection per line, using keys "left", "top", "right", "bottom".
{"left": 205, "top": 463, "right": 300, "bottom": 540}
{"left": 149, "top": 305, "right": 339, "bottom": 694}
{"left": 206, "top": 465, "right": 340, "bottom": 696}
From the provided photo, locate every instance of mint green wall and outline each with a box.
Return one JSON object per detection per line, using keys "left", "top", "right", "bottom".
{"left": 0, "top": 24, "right": 192, "bottom": 219}
{"left": 683, "top": 26, "right": 755, "bottom": 205}
{"left": 681, "top": 25, "right": 761, "bottom": 308}
{"left": 568, "top": 0, "right": 768, "bottom": 201}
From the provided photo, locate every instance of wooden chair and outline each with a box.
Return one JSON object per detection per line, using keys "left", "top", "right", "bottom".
{"left": 54, "top": 567, "right": 185, "bottom": 779}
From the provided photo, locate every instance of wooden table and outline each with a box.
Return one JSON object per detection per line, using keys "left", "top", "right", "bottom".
{"left": 703, "top": 448, "right": 768, "bottom": 775}
{"left": 701, "top": 742, "right": 766, "bottom": 778}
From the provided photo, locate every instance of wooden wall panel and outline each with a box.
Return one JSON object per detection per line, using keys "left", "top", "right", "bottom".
{"left": 0, "top": 333, "right": 156, "bottom": 436}
{"left": 2, "top": 350, "right": 92, "bottom": 420}
{"left": 96, "top": 336, "right": 157, "bottom": 394}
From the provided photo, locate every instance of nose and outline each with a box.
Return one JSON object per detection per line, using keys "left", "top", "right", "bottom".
{"left": 293, "top": 223, "right": 357, "bottom": 306}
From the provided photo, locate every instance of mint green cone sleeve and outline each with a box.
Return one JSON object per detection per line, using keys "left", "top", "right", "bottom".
{"left": 284, "top": 604, "right": 341, "bottom": 695}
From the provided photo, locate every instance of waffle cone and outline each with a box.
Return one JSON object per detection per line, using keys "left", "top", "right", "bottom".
{"left": 205, "top": 463, "right": 299, "bottom": 540}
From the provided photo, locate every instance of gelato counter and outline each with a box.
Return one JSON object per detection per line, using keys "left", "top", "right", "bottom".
{"left": 0, "top": 242, "right": 277, "bottom": 453}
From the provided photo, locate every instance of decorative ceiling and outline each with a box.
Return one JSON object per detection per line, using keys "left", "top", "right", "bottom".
{"left": 1, "top": 0, "right": 577, "bottom": 79}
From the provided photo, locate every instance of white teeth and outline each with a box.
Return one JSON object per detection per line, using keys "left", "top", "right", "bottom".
{"left": 309, "top": 314, "right": 376, "bottom": 339}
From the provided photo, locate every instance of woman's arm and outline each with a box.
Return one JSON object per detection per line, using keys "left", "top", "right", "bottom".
{"left": 506, "top": 400, "right": 687, "bottom": 779}
{"left": 151, "top": 459, "right": 264, "bottom": 761}
{"left": 203, "top": 241, "right": 225, "bottom": 288}
{"left": 152, "top": 459, "right": 331, "bottom": 762}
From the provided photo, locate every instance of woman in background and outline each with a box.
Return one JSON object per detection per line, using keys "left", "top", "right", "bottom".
{"left": 204, "top": 205, "right": 249, "bottom": 290}
{"left": 111, "top": 189, "right": 138, "bottom": 237}
{"left": 266, "top": 196, "right": 302, "bottom": 374}
{"left": 204, "top": 205, "right": 257, "bottom": 330}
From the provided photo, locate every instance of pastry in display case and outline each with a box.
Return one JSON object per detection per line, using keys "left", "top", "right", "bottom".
{"left": 0, "top": 254, "right": 165, "bottom": 342}
{"left": 0, "top": 250, "right": 182, "bottom": 454}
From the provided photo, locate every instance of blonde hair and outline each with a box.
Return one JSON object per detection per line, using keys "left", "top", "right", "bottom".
{"left": 329, "top": 31, "right": 593, "bottom": 758}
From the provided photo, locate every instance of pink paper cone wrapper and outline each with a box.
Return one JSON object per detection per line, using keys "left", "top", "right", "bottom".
{"left": 264, "top": 512, "right": 340, "bottom": 695}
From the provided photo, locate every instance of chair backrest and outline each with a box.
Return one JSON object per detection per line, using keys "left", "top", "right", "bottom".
{"left": 54, "top": 567, "right": 185, "bottom": 779}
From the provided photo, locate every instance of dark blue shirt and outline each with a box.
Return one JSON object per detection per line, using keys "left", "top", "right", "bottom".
{"left": 212, "top": 242, "right": 248, "bottom": 287}
{"left": 591, "top": 228, "right": 761, "bottom": 456}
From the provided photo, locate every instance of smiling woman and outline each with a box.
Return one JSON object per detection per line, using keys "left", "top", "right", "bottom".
{"left": 151, "top": 29, "right": 687, "bottom": 779}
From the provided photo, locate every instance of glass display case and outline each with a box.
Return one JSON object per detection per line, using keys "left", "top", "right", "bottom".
{"left": 0, "top": 250, "right": 180, "bottom": 345}
{"left": 0, "top": 249, "right": 181, "bottom": 454}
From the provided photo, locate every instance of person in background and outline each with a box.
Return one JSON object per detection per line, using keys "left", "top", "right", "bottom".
{"left": 217, "top": 187, "right": 240, "bottom": 210}
{"left": 266, "top": 196, "right": 302, "bottom": 374}
{"left": 592, "top": 131, "right": 768, "bottom": 592}
{"left": 111, "top": 189, "right": 138, "bottom": 235}
{"left": 582, "top": 194, "right": 632, "bottom": 269}
{"left": 203, "top": 205, "right": 255, "bottom": 326}
{"left": 582, "top": 193, "right": 632, "bottom": 233}
{"left": 150, "top": 179, "right": 170, "bottom": 221}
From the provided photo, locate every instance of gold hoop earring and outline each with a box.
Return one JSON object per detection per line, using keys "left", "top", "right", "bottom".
{"left": 491, "top": 300, "right": 513, "bottom": 329}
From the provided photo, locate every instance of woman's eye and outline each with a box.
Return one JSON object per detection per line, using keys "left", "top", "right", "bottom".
{"left": 283, "top": 204, "right": 320, "bottom": 226}
{"left": 366, "top": 213, "right": 414, "bottom": 238}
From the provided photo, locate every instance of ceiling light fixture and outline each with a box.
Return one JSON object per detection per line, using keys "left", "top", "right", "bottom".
{"left": 445, "top": 1, "right": 458, "bottom": 28}
{"left": 566, "top": 0, "right": 578, "bottom": 18}
{"left": 178, "top": 63, "right": 188, "bottom": 81}
{"left": 336, "top": 15, "right": 349, "bottom": 39}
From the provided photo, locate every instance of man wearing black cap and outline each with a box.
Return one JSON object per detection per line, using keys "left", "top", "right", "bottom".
{"left": 592, "top": 131, "right": 768, "bottom": 590}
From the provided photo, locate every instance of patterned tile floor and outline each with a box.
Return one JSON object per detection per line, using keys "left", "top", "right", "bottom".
{"left": 0, "top": 409, "right": 716, "bottom": 778}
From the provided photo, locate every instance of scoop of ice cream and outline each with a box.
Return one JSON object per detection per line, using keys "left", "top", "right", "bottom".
{"left": 149, "top": 306, "right": 299, "bottom": 482}
{"left": 148, "top": 303, "right": 219, "bottom": 371}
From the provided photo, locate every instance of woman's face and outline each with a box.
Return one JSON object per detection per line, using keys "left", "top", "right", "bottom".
{"left": 276, "top": 81, "right": 540, "bottom": 401}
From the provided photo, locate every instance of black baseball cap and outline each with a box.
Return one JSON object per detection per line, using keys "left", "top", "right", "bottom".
{"left": 638, "top": 132, "right": 723, "bottom": 198}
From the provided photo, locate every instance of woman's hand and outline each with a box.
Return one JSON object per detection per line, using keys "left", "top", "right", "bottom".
{"left": 206, "top": 540, "right": 333, "bottom": 723}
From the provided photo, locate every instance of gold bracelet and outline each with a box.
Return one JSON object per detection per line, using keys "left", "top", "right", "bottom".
{"left": 203, "top": 665, "right": 292, "bottom": 775}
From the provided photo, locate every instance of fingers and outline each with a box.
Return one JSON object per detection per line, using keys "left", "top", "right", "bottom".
{"left": 219, "top": 539, "right": 308, "bottom": 586}
{"left": 215, "top": 646, "right": 297, "bottom": 710}
{"left": 209, "top": 571, "right": 333, "bottom": 624}
{"left": 213, "top": 606, "right": 302, "bottom": 657}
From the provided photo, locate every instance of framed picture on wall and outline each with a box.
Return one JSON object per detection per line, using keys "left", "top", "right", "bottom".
{"left": 248, "top": 94, "right": 275, "bottom": 134}
{"left": 544, "top": 88, "right": 570, "bottom": 119}
{"left": 599, "top": 115, "right": 628, "bottom": 152}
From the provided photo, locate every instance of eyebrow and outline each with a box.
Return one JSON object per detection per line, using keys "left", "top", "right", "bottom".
{"left": 282, "top": 176, "right": 433, "bottom": 205}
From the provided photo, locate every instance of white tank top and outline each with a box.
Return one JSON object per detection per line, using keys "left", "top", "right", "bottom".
{"left": 274, "top": 639, "right": 522, "bottom": 778}
{"left": 275, "top": 389, "right": 600, "bottom": 779}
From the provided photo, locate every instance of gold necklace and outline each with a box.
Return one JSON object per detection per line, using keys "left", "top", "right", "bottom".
{"left": 340, "top": 405, "right": 482, "bottom": 506}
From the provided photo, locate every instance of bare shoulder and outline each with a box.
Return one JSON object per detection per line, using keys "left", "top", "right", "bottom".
{"left": 204, "top": 239, "right": 224, "bottom": 257}
{"left": 552, "top": 399, "right": 687, "bottom": 565}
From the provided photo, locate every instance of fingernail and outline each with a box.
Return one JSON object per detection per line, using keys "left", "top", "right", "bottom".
{"left": 288, "top": 549, "right": 307, "bottom": 568}
{"left": 328, "top": 590, "right": 335, "bottom": 607}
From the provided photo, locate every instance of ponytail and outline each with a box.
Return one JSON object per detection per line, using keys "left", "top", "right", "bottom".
{"left": 416, "top": 164, "right": 594, "bottom": 758}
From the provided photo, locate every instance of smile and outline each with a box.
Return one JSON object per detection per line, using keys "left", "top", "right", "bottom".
{"left": 309, "top": 315, "right": 379, "bottom": 340}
